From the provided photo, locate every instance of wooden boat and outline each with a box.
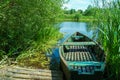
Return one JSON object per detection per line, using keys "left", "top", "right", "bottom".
{"left": 59, "top": 32, "right": 106, "bottom": 80}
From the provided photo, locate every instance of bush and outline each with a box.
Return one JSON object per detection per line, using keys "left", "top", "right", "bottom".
{"left": 0, "top": 0, "right": 63, "bottom": 58}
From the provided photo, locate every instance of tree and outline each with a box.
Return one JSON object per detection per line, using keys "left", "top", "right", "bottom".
{"left": 77, "top": 9, "right": 83, "bottom": 14}
{"left": 70, "top": 9, "right": 76, "bottom": 14}
{"left": 0, "top": 0, "right": 63, "bottom": 58}
{"left": 83, "top": 5, "right": 98, "bottom": 16}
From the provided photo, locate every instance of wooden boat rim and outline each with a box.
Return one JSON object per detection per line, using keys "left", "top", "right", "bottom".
{"left": 61, "top": 42, "right": 96, "bottom": 46}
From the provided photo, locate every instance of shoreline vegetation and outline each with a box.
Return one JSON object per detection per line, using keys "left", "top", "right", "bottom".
{"left": 57, "top": 18, "right": 96, "bottom": 22}
{"left": 93, "top": 0, "right": 120, "bottom": 80}
{"left": 0, "top": 0, "right": 63, "bottom": 69}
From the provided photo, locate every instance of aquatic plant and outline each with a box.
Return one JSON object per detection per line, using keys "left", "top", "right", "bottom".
{"left": 94, "top": 0, "right": 120, "bottom": 79}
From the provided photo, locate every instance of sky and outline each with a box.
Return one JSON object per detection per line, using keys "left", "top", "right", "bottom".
{"left": 63, "top": 0, "right": 94, "bottom": 11}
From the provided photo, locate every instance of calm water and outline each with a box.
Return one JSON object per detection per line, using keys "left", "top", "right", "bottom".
{"left": 59, "top": 22, "right": 97, "bottom": 39}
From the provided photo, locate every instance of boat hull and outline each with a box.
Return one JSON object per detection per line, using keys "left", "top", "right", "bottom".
{"left": 59, "top": 32, "right": 106, "bottom": 80}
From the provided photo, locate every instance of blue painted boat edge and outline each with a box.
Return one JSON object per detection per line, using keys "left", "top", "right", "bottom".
{"left": 66, "top": 61, "right": 105, "bottom": 75}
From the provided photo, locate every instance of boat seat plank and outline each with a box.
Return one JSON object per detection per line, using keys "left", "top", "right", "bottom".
{"left": 65, "top": 52, "right": 94, "bottom": 61}
{"left": 68, "top": 53, "right": 71, "bottom": 61}
{"left": 87, "top": 52, "right": 93, "bottom": 61}
{"left": 65, "top": 53, "right": 69, "bottom": 60}
{"left": 80, "top": 52, "right": 83, "bottom": 61}
{"left": 72, "top": 52, "right": 74, "bottom": 61}
{"left": 72, "top": 35, "right": 84, "bottom": 39}
{"left": 68, "top": 61, "right": 102, "bottom": 66}
{"left": 64, "top": 46, "right": 96, "bottom": 61}
{"left": 75, "top": 53, "right": 77, "bottom": 61}
{"left": 85, "top": 52, "right": 90, "bottom": 61}
{"left": 77, "top": 52, "right": 79, "bottom": 61}
{"left": 63, "top": 42, "right": 96, "bottom": 46}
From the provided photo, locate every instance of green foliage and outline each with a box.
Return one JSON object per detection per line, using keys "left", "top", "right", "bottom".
{"left": 74, "top": 13, "right": 81, "bottom": 21}
{"left": 60, "top": 7, "right": 95, "bottom": 22}
{"left": 83, "top": 5, "right": 98, "bottom": 16}
{"left": 17, "top": 51, "right": 50, "bottom": 69}
{"left": 0, "top": 0, "right": 63, "bottom": 59}
{"left": 64, "top": 9, "right": 76, "bottom": 14}
{"left": 94, "top": 0, "right": 120, "bottom": 79}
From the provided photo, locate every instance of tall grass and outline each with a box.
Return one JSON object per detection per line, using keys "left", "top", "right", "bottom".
{"left": 94, "top": 0, "right": 120, "bottom": 79}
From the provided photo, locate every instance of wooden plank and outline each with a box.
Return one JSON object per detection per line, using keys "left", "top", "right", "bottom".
{"left": 76, "top": 52, "right": 79, "bottom": 61}
{"left": 7, "top": 68, "right": 62, "bottom": 77}
{"left": 72, "top": 35, "right": 84, "bottom": 39}
{"left": 71, "top": 52, "right": 74, "bottom": 61}
{"left": 12, "top": 66, "right": 61, "bottom": 73}
{"left": 87, "top": 51, "right": 93, "bottom": 61}
{"left": 5, "top": 72, "right": 62, "bottom": 80}
{"left": 70, "top": 52, "right": 72, "bottom": 61}
{"left": 65, "top": 53, "right": 69, "bottom": 60}
{"left": 63, "top": 42, "right": 96, "bottom": 46}
{"left": 80, "top": 52, "right": 83, "bottom": 61}
{"left": 83, "top": 52, "right": 86, "bottom": 61}
{"left": 74, "top": 52, "right": 77, "bottom": 61}
{"left": 83, "top": 49, "right": 87, "bottom": 61}
{"left": 85, "top": 52, "right": 90, "bottom": 61}
{"left": 78, "top": 52, "right": 81, "bottom": 61}
{"left": 1, "top": 67, "right": 63, "bottom": 80}
{"left": 82, "top": 52, "right": 85, "bottom": 61}
{"left": 62, "top": 51, "right": 65, "bottom": 57}
{"left": 0, "top": 77, "right": 31, "bottom": 80}
{"left": 69, "top": 61, "right": 101, "bottom": 67}
{"left": 73, "top": 46, "right": 75, "bottom": 61}
{"left": 84, "top": 49, "right": 90, "bottom": 61}
{"left": 68, "top": 52, "right": 71, "bottom": 61}
{"left": 67, "top": 53, "right": 69, "bottom": 60}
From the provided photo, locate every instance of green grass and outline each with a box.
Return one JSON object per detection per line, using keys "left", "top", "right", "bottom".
{"left": 94, "top": 0, "right": 120, "bottom": 80}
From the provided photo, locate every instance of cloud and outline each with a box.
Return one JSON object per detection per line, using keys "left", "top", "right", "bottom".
{"left": 63, "top": 4, "right": 71, "bottom": 9}
{"left": 62, "top": 0, "right": 93, "bottom": 11}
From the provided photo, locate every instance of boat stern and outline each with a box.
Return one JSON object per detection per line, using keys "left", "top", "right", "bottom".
{"left": 67, "top": 61, "right": 105, "bottom": 80}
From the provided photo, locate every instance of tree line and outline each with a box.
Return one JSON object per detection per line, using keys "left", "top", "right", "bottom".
{"left": 61, "top": 5, "right": 97, "bottom": 21}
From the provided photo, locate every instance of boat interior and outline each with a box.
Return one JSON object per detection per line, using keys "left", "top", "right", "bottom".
{"left": 62, "top": 45, "right": 105, "bottom": 62}
{"left": 62, "top": 32, "right": 105, "bottom": 62}
{"left": 60, "top": 32, "right": 105, "bottom": 75}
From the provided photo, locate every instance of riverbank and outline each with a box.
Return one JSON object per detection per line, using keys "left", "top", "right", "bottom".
{"left": 57, "top": 18, "right": 96, "bottom": 22}
{"left": 57, "top": 15, "right": 96, "bottom": 22}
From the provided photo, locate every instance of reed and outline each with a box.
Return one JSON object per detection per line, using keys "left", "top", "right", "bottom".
{"left": 94, "top": 0, "right": 120, "bottom": 79}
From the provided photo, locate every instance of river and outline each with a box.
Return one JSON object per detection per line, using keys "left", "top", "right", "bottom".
{"left": 59, "top": 21, "right": 98, "bottom": 39}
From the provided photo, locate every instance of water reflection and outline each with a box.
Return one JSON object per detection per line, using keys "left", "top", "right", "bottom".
{"left": 59, "top": 22, "right": 97, "bottom": 39}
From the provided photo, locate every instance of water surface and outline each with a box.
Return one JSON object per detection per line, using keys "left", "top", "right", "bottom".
{"left": 59, "top": 22, "right": 97, "bottom": 39}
